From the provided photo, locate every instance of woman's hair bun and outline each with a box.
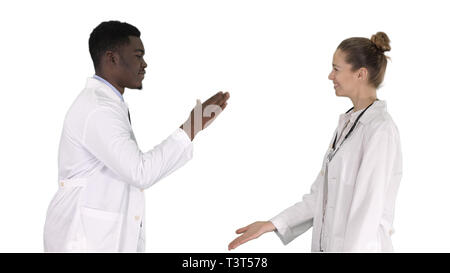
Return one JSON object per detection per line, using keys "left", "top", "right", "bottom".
{"left": 370, "top": 32, "right": 391, "bottom": 53}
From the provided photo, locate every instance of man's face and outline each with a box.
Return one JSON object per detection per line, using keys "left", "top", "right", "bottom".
{"left": 115, "top": 36, "right": 147, "bottom": 90}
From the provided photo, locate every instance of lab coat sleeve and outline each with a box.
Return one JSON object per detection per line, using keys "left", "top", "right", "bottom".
{"left": 342, "top": 124, "right": 398, "bottom": 252}
{"left": 82, "top": 107, "right": 193, "bottom": 190}
{"left": 269, "top": 172, "right": 321, "bottom": 245}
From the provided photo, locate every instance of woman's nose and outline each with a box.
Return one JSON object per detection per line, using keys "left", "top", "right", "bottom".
{"left": 328, "top": 72, "right": 334, "bottom": 80}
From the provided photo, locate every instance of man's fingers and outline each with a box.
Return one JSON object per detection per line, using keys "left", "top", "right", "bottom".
{"left": 220, "top": 102, "right": 228, "bottom": 110}
{"left": 204, "top": 91, "right": 223, "bottom": 105}
{"left": 218, "top": 92, "right": 229, "bottom": 103}
{"left": 194, "top": 91, "right": 229, "bottom": 130}
{"left": 204, "top": 92, "right": 230, "bottom": 109}
{"left": 217, "top": 93, "right": 230, "bottom": 107}
{"left": 204, "top": 91, "right": 229, "bottom": 106}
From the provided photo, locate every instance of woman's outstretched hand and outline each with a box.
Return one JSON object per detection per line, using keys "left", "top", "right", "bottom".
{"left": 228, "top": 221, "right": 276, "bottom": 250}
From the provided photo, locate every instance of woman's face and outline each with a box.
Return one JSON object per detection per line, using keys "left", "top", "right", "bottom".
{"left": 328, "top": 49, "right": 360, "bottom": 98}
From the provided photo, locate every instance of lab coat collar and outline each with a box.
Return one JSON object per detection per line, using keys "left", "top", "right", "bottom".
{"left": 347, "top": 108, "right": 364, "bottom": 123}
{"left": 358, "top": 100, "right": 386, "bottom": 125}
{"left": 339, "top": 100, "right": 387, "bottom": 125}
{"left": 85, "top": 77, "right": 128, "bottom": 106}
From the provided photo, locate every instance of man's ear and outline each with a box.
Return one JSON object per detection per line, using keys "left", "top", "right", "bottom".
{"left": 105, "top": 50, "right": 120, "bottom": 66}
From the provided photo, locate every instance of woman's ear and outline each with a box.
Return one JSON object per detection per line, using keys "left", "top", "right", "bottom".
{"left": 357, "top": 67, "right": 369, "bottom": 82}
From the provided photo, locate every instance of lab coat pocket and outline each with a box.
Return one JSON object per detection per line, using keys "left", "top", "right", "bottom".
{"left": 80, "top": 206, "right": 123, "bottom": 252}
{"left": 378, "top": 218, "right": 394, "bottom": 252}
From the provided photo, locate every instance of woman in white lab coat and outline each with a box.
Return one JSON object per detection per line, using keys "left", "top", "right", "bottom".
{"left": 228, "top": 32, "right": 402, "bottom": 252}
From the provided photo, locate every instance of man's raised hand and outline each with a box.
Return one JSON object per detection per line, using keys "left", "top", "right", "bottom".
{"left": 181, "top": 91, "right": 230, "bottom": 141}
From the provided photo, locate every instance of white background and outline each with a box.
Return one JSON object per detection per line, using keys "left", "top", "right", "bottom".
{"left": 0, "top": 0, "right": 449, "bottom": 252}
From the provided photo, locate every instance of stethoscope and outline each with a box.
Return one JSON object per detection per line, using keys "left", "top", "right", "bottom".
{"left": 326, "top": 99, "right": 378, "bottom": 163}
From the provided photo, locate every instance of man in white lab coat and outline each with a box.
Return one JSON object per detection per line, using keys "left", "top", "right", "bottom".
{"left": 43, "top": 20, "right": 230, "bottom": 252}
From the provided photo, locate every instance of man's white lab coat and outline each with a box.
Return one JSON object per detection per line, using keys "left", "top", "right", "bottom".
{"left": 44, "top": 77, "right": 193, "bottom": 252}
{"left": 270, "top": 100, "right": 402, "bottom": 252}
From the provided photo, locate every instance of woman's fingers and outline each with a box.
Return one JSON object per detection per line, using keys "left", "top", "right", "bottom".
{"left": 228, "top": 230, "right": 259, "bottom": 250}
{"left": 235, "top": 225, "right": 249, "bottom": 234}
{"left": 228, "top": 236, "right": 241, "bottom": 250}
{"left": 228, "top": 234, "right": 250, "bottom": 250}
{"left": 229, "top": 222, "right": 271, "bottom": 251}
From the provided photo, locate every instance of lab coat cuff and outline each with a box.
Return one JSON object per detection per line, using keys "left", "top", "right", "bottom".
{"left": 173, "top": 127, "right": 193, "bottom": 145}
{"left": 269, "top": 215, "right": 292, "bottom": 245}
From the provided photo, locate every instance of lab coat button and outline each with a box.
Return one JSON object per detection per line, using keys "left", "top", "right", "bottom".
{"left": 140, "top": 189, "right": 144, "bottom": 192}
{"left": 134, "top": 216, "right": 141, "bottom": 221}
{"left": 320, "top": 170, "right": 324, "bottom": 176}
{"left": 60, "top": 182, "right": 64, "bottom": 187}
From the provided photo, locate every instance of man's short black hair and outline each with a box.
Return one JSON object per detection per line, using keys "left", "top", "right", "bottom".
{"left": 89, "top": 20, "right": 141, "bottom": 71}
